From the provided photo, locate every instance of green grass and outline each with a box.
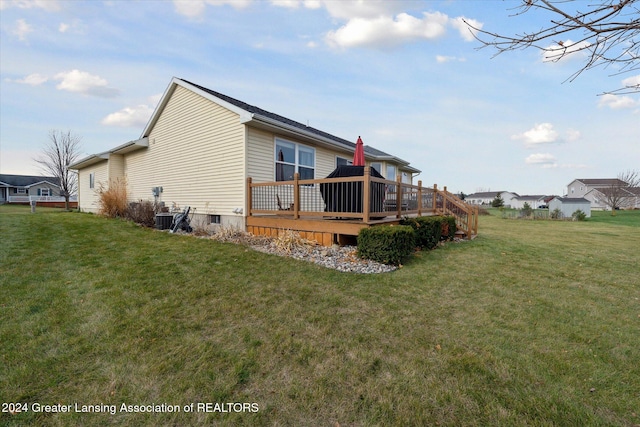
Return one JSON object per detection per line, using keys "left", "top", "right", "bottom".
{"left": 1, "top": 205, "right": 639, "bottom": 426}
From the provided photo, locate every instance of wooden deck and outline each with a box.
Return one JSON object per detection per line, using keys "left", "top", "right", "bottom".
{"left": 246, "top": 169, "right": 478, "bottom": 246}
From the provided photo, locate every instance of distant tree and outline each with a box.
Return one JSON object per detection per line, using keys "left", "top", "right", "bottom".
{"left": 457, "top": 192, "right": 467, "bottom": 200}
{"left": 465, "top": 0, "right": 640, "bottom": 94}
{"left": 35, "top": 130, "right": 82, "bottom": 210}
{"left": 521, "top": 202, "right": 533, "bottom": 217}
{"left": 492, "top": 194, "right": 505, "bottom": 208}
{"left": 601, "top": 169, "right": 640, "bottom": 215}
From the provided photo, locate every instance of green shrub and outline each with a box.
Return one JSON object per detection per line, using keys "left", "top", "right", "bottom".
{"left": 400, "top": 216, "right": 455, "bottom": 249}
{"left": 441, "top": 216, "right": 457, "bottom": 241}
{"left": 550, "top": 208, "right": 563, "bottom": 219}
{"left": 357, "top": 225, "right": 415, "bottom": 265}
{"left": 572, "top": 209, "right": 587, "bottom": 221}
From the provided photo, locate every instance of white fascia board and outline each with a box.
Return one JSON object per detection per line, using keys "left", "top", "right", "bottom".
{"left": 67, "top": 153, "right": 110, "bottom": 170}
{"left": 25, "top": 180, "right": 61, "bottom": 188}
{"left": 111, "top": 137, "right": 149, "bottom": 155}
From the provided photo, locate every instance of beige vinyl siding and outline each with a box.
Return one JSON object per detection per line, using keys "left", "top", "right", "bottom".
{"left": 246, "top": 126, "right": 350, "bottom": 182}
{"left": 246, "top": 127, "right": 274, "bottom": 182}
{"left": 108, "top": 154, "right": 125, "bottom": 180}
{"left": 78, "top": 161, "right": 108, "bottom": 213}
{"left": 125, "top": 85, "right": 245, "bottom": 215}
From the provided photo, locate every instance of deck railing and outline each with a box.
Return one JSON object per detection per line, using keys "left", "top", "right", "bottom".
{"left": 247, "top": 168, "right": 478, "bottom": 238}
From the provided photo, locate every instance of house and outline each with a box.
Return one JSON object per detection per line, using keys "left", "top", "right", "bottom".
{"left": 68, "top": 77, "right": 421, "bottom": 229}
{"left": 0, "top": 174, "right": 68, "bottom": 205}
{"left": 584, "top": 187, "right": 640, "bottom": 210}
{"left": 548, "top": 197, "right": 591, "bottom": 218}
{"left": 566, "top": 178, "right": 627, "bottom": 198}
{"left": 465, "top": 191, "right": 518, "bottom": 208}
{"left": 511, "top": 195, "right": 547, "bottom": 210}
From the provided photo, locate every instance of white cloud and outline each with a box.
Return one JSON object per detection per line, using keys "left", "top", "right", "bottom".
{"left": 172, "top": 0, "right": 251, "bottom": 18}
{"left": 564, "top": 128, "right": 581, "bottom": 142}
{"left": 525, "top": 153, "right": 557, "bottom": 168}
{"left": 58, "top": 22, "right": 69, "bottom": 32}
{"left": 0, "top": 0, "right": 61, "bottom": 11}
{"left": 436, "top": 55, "right": 465, "bottom": 63}
{"left": 54, "top": 70, "right": 119, "bottom": 98}
{"left": 512, "top": 123, "right": 559, "bottom": 147}
{"left": 542, "top": 39, "right": 591, "bottom": 63}
{"left": 270, "top": 0, "right": 299, "bottom": 8}
{"left": 598, "top": 93, "right": 638, "bottom": 109}
{"left": 622, "top": 74, "right": 640, "bottom": 89}
{"left": 12, "top": 19, "right": 32, "bottom": 41}
{"left": 15, "top": 73, "right": 48, "bottom": 85}
{"left": 326, "top": 11, "right": 448, "bottom": 49}
{"left": 322, "top": 0, "right": 402, "bottom": 20}
{"left": 102, "top": 104, "right": 154, "bottom": 128}
{"left": 450, "top": 16, "right": 482, "bottom": 42}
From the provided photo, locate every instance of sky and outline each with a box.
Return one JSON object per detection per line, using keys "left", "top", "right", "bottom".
{"left": 1, "top": 0, "right": 638, "bottom": 196}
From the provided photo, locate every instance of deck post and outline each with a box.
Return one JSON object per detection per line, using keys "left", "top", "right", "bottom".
{"left": 474, "top": 206, "right": 479, "bottom": 236}
{"left": 417, "top": 180, "right": 422, "bottom": 216}
{"left": 433, "top": 184, "right": 438, "bottom": 214}
{"left": 246, "top": 177, "right": 252, "bottom": 217}
{"left": 443, "top": 186, "right": 448, "bottom": 215}
{"left": 363, "top": 166, "right": 370, "bottom": 223}
{"left": 293, "top": 172, "right": 300, "bottom": 220}
{"left": 396, "top": 174, "right": 402, "bottom": 219}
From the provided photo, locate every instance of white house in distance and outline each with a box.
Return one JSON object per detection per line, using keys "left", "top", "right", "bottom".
{"left": 566, "top": 178, "right": 627, "bottom": 198}
{"left": 68, "top": 77, "right": 420, "bottom": 228}
{"left": 584, "top": 187, "right": 640, "bottom": 210}
{"left": 511, "top": 195, "right": 547, "bottom": 210}
{"left": 548, "top": 197, "right": 591, "bottom": 218}
{"left": 0, "top": 174, "right": 71, "bottom": 206}
{"left": 466, "top": 191, "right": 518, "bottom": 208}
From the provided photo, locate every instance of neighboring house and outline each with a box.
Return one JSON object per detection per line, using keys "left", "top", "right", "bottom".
{"left": 584, "top": 187, "right": 640, "bottom": 210}
{"left": 0, "top": 174, "right": 62, "bottom": 204}
{"left": 511, "top": 195, "right": 547, "bottom": 210}
{"left": 68, "top": 77, "right": 421, "bottom": 228}
{"left": 566, "top": 178, "right": 628, "bottom": 198}
{"left": 548, "top": 197, "right": 591, "bottom": 218}
{"left": 466, "top": 191, "right": 518, "bottom": 208}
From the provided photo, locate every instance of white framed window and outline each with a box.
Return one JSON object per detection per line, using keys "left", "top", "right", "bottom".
{"left": 89, "top": 173, "right": 95, "bottom": 189}
{"left": 275, "top": 138, "right": 315, "bottom": 181}
{"left": 17, "top": 188, "right": 27, "bottom": 194}
{"left": 39, "top": 188, "right": 51, "bottom": 196}
{"left": 336, "top": 156, "right": 352, "bottom": 167}
{"left": 386, "top": 164, "right": 397, "bottom": 181}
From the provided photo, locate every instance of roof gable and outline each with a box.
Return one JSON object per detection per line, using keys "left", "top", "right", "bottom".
{"left": 141, "top": 77, "right": 418, "bottom": 172}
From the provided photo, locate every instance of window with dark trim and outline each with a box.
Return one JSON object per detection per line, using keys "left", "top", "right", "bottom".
{"left": 275, "top": 138, "right": 315, "bottom": 181}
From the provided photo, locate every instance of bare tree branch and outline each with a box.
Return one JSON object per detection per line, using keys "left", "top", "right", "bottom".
{"left": 601, "top": 169, "right": 640, "bottom": 214}
{"left": 34, "top": 130, "right": 82, "bottom": 210}
{"left": 465, "top": 0, "right": 640, "bottom": 94}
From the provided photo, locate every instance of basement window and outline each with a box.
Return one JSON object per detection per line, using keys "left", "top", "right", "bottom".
{"left": 209, "top": 214, "right": 221, "bottom": 224}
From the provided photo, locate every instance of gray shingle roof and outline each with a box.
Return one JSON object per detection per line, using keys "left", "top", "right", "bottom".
{"left": 180, "top": 79, "right": 394, "bottom": 159}
{"left": 0, "top": 174, "right": 59, "bottom": 187}
{"left": 576, "top": 178, "right": 628, "bottom": 186}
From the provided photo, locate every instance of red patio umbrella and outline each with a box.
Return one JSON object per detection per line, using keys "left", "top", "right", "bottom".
{"left": 353, "top": 136, "right": 365, "bottom": 166}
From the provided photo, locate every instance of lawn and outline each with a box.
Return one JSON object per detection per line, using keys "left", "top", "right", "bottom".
{"left": 1, "top": 205, "right": 639, "bottom": 426}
